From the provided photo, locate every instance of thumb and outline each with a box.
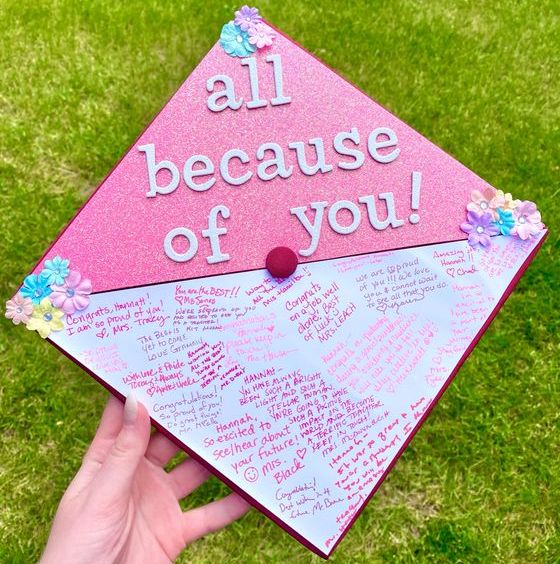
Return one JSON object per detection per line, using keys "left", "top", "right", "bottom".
{"left": 93, "top": 394, "right": 151, "bottom": 502}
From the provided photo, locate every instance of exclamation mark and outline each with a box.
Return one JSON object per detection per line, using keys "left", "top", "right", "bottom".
{"left": 409, "top": 171, "right": 422, "bottom": 224}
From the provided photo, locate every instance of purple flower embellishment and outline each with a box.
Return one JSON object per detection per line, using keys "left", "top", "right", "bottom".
{"left": 234, "top": 5, "right": 261, "bottom": 31}
{"left": 461, "top": 211, "right": 499, "bottom": 248}
{"left": 50, "top": 270, "right": 92, "bottom": 314}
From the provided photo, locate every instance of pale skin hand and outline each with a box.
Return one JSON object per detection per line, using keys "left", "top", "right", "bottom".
{"left": 41, "top": 394, "right": 251, "bottom": 564}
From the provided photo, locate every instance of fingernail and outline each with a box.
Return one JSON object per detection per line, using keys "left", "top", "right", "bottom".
{"left": 123, "top": 393, "right": 138, "bottom": 426}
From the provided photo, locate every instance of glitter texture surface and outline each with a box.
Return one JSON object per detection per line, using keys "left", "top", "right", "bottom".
{"left": 33, "top": 22, "right": 495, "bottom": 292}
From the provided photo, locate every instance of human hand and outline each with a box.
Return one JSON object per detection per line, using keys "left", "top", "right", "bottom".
{"left": 41, "top": 394, "right": 251, "bottom": 564}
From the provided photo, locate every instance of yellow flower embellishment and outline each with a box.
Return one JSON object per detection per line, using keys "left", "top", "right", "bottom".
{"left": 490, "top": 189, "right": 520, "bottom": 213}
{"left": 26, "top": 298, "right": 64, "bottom": 339}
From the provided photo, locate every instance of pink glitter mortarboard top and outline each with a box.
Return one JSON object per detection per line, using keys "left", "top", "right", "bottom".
{"left": 31, "top": 20, "right": 495, "bottom": 292}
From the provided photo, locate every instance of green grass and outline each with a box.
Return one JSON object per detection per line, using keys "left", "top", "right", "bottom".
{"left": 0, "top": 0, "right": 558, "bottom": 561}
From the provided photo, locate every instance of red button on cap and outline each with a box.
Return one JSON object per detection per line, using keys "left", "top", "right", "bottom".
{"left": 266, "top": 247, "right": 298, "bottom": 278}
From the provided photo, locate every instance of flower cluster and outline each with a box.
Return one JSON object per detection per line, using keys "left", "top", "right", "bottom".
{"left": 460, "top": 186, "right": 544, "bottom": 249}
{"left": 5, "top": 256, "right": 92, "bottom": 339}
{"left": 220, "top": 6, "right": 275, "bottom": 57}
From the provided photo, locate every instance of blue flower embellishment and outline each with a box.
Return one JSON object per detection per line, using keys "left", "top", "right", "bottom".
{"left": 493, "top": 208, "right": 515, "bottom": 236}
{"left": 41, "top": 255, "right": 70, "bottom": 285}
{"left": 20, "top": 274, "right": 52, "bottom": 304}
{"left": 220, "top": 22, "right": 256, "bottom": 57}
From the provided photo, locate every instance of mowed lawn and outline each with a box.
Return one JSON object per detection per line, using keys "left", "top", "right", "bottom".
{"left": 0, "top": 1, "right": 558, "bottom": 561}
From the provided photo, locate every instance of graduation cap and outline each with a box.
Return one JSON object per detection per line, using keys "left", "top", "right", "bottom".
{"left": 6, "top": 5, "right": 546, "bottom": 558}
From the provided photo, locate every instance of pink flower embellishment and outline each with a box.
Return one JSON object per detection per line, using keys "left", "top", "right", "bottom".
{"left": 511, "top": 201, "right": 544, "bottom": 240}
{"left": 248, "top": 23, "right": 275, "bottom": 49}
{"left": 490, "top": 189, "right": 520, "bottom": 213}
{"left": 234, "top": 5, "right": 262, "bottom": 31}
{"left": 466, "top": 187, "right": 497, "bottom": 217}
{"left": 5, "top": 293, "right": 33, "bottom": 325}
{"left": 50, "top": 270, "right": 92, "bottom": 314}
